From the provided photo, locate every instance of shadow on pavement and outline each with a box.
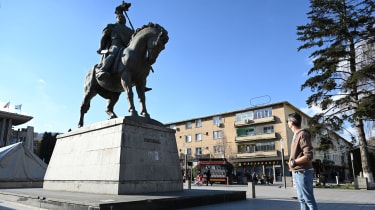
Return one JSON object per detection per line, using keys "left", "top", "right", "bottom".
{"left": 182, "top": 198, "right": 375, "bottom": 210}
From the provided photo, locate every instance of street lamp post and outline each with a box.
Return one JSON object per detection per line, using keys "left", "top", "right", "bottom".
{"left": 350, "top": 152, "right": 356, "bottom": 184}
{"left": 280, "top": 138, "right": 286, "bottom": 188}
{"left": 185, "top": 148, "right": 191, "bottom": 189}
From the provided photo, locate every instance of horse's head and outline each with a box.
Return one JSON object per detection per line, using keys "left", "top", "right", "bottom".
{"left": 146, "top": 25, "right": 169, "bottom": 65}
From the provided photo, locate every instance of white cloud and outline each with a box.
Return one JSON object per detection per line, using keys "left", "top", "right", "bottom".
{"left": 300, "top": 104, "right": 322, "bottom": 117}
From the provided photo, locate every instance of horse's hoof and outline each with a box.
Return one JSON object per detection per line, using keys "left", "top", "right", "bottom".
{"left": 142, "top": 113, "right": 150, "bottom": 119}
{"left": 130, "top": 111, "right": 138, "bottom": 117}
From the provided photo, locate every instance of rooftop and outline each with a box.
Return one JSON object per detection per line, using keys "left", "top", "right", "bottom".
{"left": 0, "top": 110, "right": 33, "bottom": 125}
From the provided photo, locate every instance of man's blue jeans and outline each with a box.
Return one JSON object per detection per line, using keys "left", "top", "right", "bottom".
{"left": 293, "top": 169, "right": 318, "bottom": 210}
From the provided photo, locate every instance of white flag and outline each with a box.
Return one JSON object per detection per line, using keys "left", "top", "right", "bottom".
{"left": 15, "top": 104, "right": 22, "bottom": 110}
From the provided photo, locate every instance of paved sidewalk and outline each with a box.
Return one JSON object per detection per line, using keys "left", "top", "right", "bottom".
{"left": 182, "top": 183, "right": 375, "bottom": 210}
{"left": 1, "top": 183, "right": 374, "bottom": 210}
{"left": 0, "top": 185, "right": 245, "bottom": 210}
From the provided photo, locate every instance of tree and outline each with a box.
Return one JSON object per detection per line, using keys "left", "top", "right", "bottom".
{"left": 39, "top": 132, "right": 57, "bottom": 164}
{"left": 297, "top": 0, "right": 375, "bottom": 183}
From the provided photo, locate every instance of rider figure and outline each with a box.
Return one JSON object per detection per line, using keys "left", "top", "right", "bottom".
{"left": 96, "top": 2, "right": 152, "bottom": 92}
{"left": 96, "top": 2, "right": 133, "bottom": 81}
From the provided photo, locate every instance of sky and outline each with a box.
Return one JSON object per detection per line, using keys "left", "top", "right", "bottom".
{"left": 1, "top": 0, "right": 355, "bottom": 137}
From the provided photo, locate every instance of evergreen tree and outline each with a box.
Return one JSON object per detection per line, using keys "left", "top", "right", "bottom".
{"left": 39, "top": 132, "right": 57, "bottom": 164}
{"left": 297, "top": 0, "right": 375, "bottom": 182}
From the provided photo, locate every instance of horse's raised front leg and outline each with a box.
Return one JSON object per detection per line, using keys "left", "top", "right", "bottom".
{"left": 105, "top": 92, "right": 121, "bottom": 119}
{"left": 121, "top": 71, "right": 138, "bottom": 117}
{"left": 136, "top": 83, "right": 150, "bottom": 119}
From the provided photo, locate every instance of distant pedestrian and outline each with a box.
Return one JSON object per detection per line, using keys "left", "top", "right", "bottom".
{"left": 288, "top": 112, "right": 318, "bottom": 210}
{"left": 205, "top": 167, "right": 212, "bottom": 186}
{"left": 252, "top": 172, "right": 258, "bottom": 184}
{"left": 194, "top": 174, "right": 203, "bottom": 186}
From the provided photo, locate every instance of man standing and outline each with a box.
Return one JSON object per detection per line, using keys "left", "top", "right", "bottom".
{"left": 205, "top": 167, "right": 212, "bottom": 186}
{"left": 288, "top": 112, "right": 318, "bottom": 210}
{"left": 251, "top": 171, "right": 258, "bottom": 184}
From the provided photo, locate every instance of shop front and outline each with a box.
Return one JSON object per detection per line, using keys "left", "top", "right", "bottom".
{"left": 234, "top": 158, "right": 289, "bottom": 183}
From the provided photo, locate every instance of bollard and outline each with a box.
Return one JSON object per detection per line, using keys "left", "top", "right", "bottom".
{"left": 247, "top": 182, "right": 256, "bottom": 198}
{"left": 252, "top": 181, "right": 256, "bottom": 198}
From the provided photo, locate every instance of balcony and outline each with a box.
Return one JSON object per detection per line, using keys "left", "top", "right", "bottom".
{"left": 235, "top": 132, "right": 276, "bottom": 142}
{"left": 234, "top": 116, "right": 275, "bottom": 127}
{"left": 236, "top": 150, "right": 278, "bottom": 158}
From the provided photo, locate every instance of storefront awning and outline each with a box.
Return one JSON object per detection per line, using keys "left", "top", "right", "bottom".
{"left": 234, "top": 157, "right": 289, "bottom": 167}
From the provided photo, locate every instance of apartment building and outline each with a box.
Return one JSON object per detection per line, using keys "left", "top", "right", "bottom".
{"left": 314, "top": 130, "right": 353, "bottom": 182}
{"left": 166, "top": 101, "right": 351, "bottom": 182}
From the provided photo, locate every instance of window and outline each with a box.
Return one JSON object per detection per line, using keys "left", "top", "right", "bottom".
{"left": 236, "top": 127, "right": 254, "bottom": 137}
{"left": 195, "top": 119, "right": 202, "bottom": 128}
{"left": 263, "top": 126, "right": 274, "bottom": 134}
{"left": 213, "top": 130, "right": 223, "bottom": 139}
{"left": 195, "top": 147, "right": 202, "bottom": 156}
{"left": 213, "top": 116, "right": 222, "bottom": 125}
{"left": 255, "top": 141, "right": 275, "bottom": 152}
{"left": 238, "top": 142, "right": 275, "bottom": 153}
{"left": 246, "top": 145, "right": 255, "bottom": 153}
{"left": 238, "top": 144, "right": 254, "bottom": 153}
{"left": 253, "top": 107, "right": 272, "bottom": 119}
{"left": 195, "top": 133, "right": 202, "bottom": 142}
{"left": 185, "top": 135, "right": 192, "bottom": 143}
{"left": 303, "top": 117, "right": 307, "bottom": 126}
{"left": 213, "top": 145, "right": 223, "bottom": 154}
{"left": 326, "top": 154, "right": 333, "bottom": 161}
{"left": 185, "top": 122, "right": 192, "bottom": 129}
{"left": 235, "top": 111, "right": 254, "bottom": 122}
{"left": 186, "top": 148, "right": 192, "bottom": 155}
{"left": 246, "top": 128, "right": 255, "bottom": 136}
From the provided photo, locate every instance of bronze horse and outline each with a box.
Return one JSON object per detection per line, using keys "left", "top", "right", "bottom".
{"left": 78, "top": 23, "right": 168, "bottom": 127}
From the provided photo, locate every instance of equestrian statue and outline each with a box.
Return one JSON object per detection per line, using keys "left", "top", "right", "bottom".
{"left": 78, "top": 1, "right": 169, "bottom": 127}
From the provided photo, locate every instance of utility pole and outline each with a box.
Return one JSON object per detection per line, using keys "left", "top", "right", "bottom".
{"left": 280, "top": 138, "right": 286, "bottom": 188}
{"left": 350, "top": 152, "right": 356, "bottom": 185}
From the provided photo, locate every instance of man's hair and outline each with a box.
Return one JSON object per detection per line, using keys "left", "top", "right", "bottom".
{"left": 288, "top": 112, "right": 302, "bottom": 127}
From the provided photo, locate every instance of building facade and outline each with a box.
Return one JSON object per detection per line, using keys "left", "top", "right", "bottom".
{"left": 314, "top": 131, "right": 353, "bottom": 182}
{"left": 0, "top": 110, "right": 34, "bottom": 152}
{"left": 166, "top": 101, "right": 351, "bottom": 183}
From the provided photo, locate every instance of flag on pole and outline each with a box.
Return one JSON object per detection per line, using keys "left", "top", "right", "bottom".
{"left": 15, "top": 104, "right": 22, "bottom": 110}
{"left": 3, "top": 101, "right": 10, "bottom": 108}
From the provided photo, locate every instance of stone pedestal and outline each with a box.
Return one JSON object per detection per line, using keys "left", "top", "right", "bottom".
{"left": 43, "top": 117, "right": 182, "bottom": 194}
